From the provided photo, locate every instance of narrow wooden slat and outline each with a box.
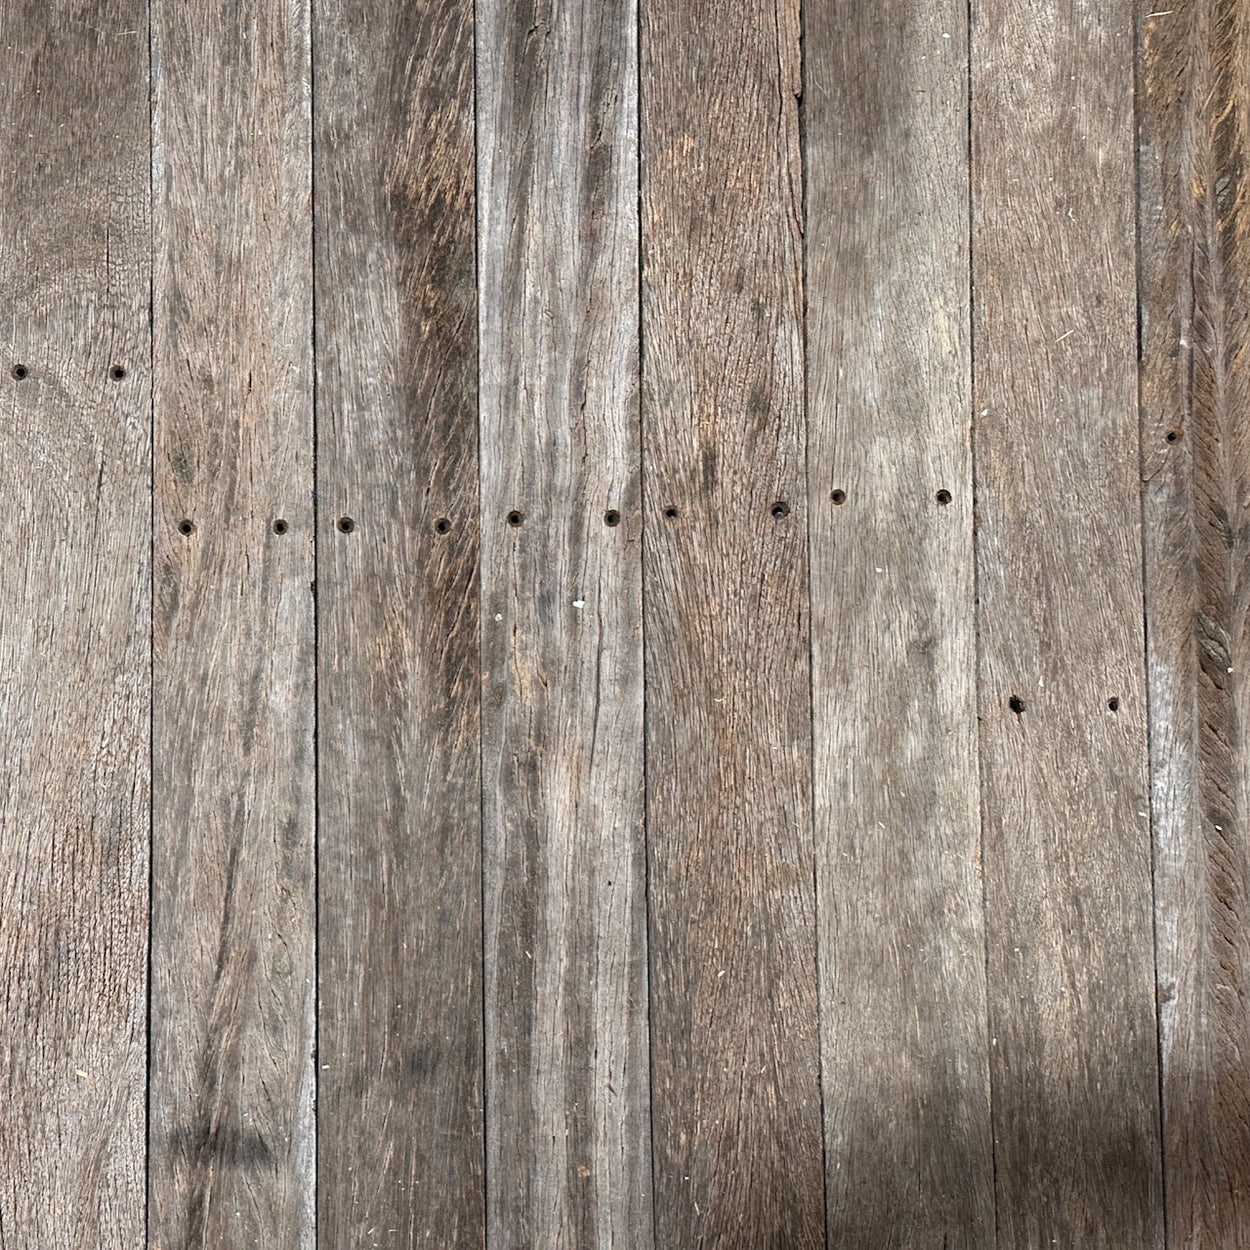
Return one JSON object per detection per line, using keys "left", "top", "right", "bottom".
{"left": 640, "top": 0, "right": 824, "bottom": 1242}
{"left": 478, "top": 0, "right": 649, "bottom": 1243}
{"left": 805, "top": 1, "right": 994, "bottom": 1242}
{"left": 148, "top": 1, "right": 315, "bottom": 1242}
{"left": 971, "top": 0, "right": 1164, "bottom": 1242}
{"left": 1139, "top": 0, "right": 1250, "bottom": 1239}
{"left": 314, "top": 0, "right": 483, "bottom": 1243}
{"left": 0, "top": 3, "right": 150, "bottom": 1243}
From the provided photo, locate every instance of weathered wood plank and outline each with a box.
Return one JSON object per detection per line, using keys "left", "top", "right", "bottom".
{"left": 640, "top": 0, "right": 824, "bottom": 1242}
{"left": 971, "top": 0, "right": 1164, "bottom": 1242}
{"left": 148, "top": 1, "right": 315, "bottom": 1243}
{"left": 1138, "top": 0, "right": 1250, "bottom": 1240}
{"left": 314, "top": 0, "right": 483, "bottom": 1243}
{"left": 478, "top": 0, "right": 649, "bottom": 1244}
{"left": 0, "top": 3, "right": 150, "bottom": 1244}
{"left": 805, "top": 1, "right": 994, "bottom": 1243}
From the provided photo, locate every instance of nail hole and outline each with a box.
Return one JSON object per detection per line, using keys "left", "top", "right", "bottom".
{"left": 11, "top": 364, "right": 27, "bottom": 380}
{"left": 663, "top": 505, "right": 679, "bottom": 519}
{"left": 771, "top": 501, "right": 791, "bottom": 519}
{"left": 1166, "top": 429, "right": 1180, "bottom": 443}
{"left": 604, "top": 509, "right": 621, "bottom": 527}
{"left": 272, "top": 519, "right": 288, "bottom": 535}
{"left": 434, "top": 517, "right": 451, "bottom": 534}
{"left": 506, "top": 510, "right": 524, "bottom": 527}
{"left": 831, "top": 489, "right": 847, "bottom": 505}
{"left": 1009, "top": 695, "right": 1026, "bottom": 715}
{"left": 177, "top": 519, "right": 194, "bottom": 536}
{"left": 936, "top": 489, "right": 952, "bottom": 505}
{"left": 1108, "top": 697, "right": 1120, "bottom": 712}
{"left": 338, "top": 515, "right": 355, "bottom": 533}
{"left": 109, "top": 364, "right": 127, "bottom": 381}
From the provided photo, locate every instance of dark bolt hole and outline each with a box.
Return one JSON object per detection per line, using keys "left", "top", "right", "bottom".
{"left": 506, "top": 510, "right": 524, "bottom": 528}
{"left": 1166, "top": 429, "right": 1180, "bottom": 443}
{"left": 338, "top": 515, "right": 355, "bottom": 533}
{"left": 272, "top": 519, "right": 288, "bottom": 535}
{"left": 771, "top": 501, "right": 791, "bottom": 519}
{"left": 831, "top": 489, "right": 847, "bottom": 505}
{"left": 11, "top": 364, "right": 27, "bottom": 381}
{"left": 109, "top": 365, "right": 127, "bottom": 381}
{"left": 178, "top": 519, "right": 194, "bottom": 536}
{"left": 1108, "top": 697, "right": 1120, "bottom": 712}
{"left": 936, "top": 489, "right": 952, "bottom": 505}
{"left": 1009, "top": 695, "right": 1026, "bottom": 715}
{"left": 434, "top": 517, "right": 451, "bottom": 534}
{"left": 663, "top": 505, "right": 679, "bottom": 519}
{"left": 604, "top": 509, "right": 621, "bottom": 527}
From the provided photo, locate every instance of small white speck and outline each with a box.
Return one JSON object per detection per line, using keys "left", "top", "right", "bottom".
{"left": 1215, "top": 825, "right": 1224, "bottom": 831}
{"left": 494, "top": 613, "right": 503, "bottom": 621}
{"left": 1055, "top": 328, "right": 1075, "bottom": 343}
{"left": 573, "top": 599, "right": 585, "bottom": 609}
{"left": 1229, "top": 667, "right": 1235, "bottom": 674}
{"left": 875, "top": 567, "right": 884, "bottom": 573}
{"left": 1138, "top": 812, "right": 1148, "bottom": 818}
{"left": 980, "top": 408, "right": 989, "bottom": 416}
{"left": 718, "top": 970, "right": 725, "bottom": 977}
{"left": 942, "top": 32, "right": 950, "bottom": 37}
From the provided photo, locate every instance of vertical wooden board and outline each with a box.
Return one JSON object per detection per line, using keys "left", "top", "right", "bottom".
{"left": 971, "top": 0, "right": 1164, "bottom": 1243}
{"left": 805, "top": 1, "right": 994, "bottom": 1244}
{"left": 478, "top": 0, "right": 649, "bottom": 1245}
{"left": 640, "top": 0, "right": 825, "bottom": 1243}
{"left": 1138, "top": 1, "right": 1250, "bottom": 1240}
{"left": 148, "top": 1, "right": 315, "bottom": 1244}
{"left": 0, "top": 3, "right": 150, "bottom": 1244}
{"left": 314, "top": 0, "right": 483, "bottom": 1244}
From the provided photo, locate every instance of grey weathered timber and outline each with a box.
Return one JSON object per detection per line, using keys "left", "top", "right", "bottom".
{"left": 1139, "top": 0, "right": 1250, "bottom": 1241}
{"left": 148, "top": 1, "right": 316, "bottom": 1243}
{"left": 0, "top": 3, "right": 151, "bottom": 1245}
{"left": 971, "top": 0, "right": 1164, "bottom": 1243}
{"left": 478, "top": 0, "right": 650, "bottom": 1244}
{"left": 314, "top": 0, "right": 484, "bottom": 1243}
{"left": 805, "top": 1, "right": 994, "bottom": 1243}
{"left": 640, "top": 0, "right": 825, "bottom": 1243}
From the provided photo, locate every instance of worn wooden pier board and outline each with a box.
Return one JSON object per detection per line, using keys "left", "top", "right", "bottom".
{"left": 972, "top": 0, "right": 1164, "bottom": 1243}
{"left": 478, "top": 0, "right": 651, "bottom": 1244}
{"left": 640, "top": 0, "right": 826, "bottom": 1243}
{"left": 314, "top": 0, "right": 484, "bottom": 1244}
{"left": 1139, "top": 0, "right": 1250, "bottom": 1242}
{"left": 0, "top": 3, "right": 151, "bottom": 1245}
{"left": 148, "top": 0, "right": 316, "bottom": 1243}
{"left": 806, "top": 0, "right": 994, "bottom": 1243}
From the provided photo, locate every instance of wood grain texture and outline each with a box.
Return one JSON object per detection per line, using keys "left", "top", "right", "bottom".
{"left": 314, "top": 0, "right": 483, "bottom": 1244}
{"left": 640, "top": 0, "right": 825, "bottom": 1243}
{"left": 0, "top": 3, "right": 150, "bottom": 1244}
{"left": 971, "top": 0, "right": 1164, "bottom": 1243}
{"left": 478, "top": 0, "right": 649, "bottom": 1245}
{"left": 1139, "top": 1, "right": 1250, "bottom": 1241}
{"left": 805, "top": 2, "right": 994, "bottom": 1244}
{"left": 148, "top": 1, "right": 315, "bottom": 1244}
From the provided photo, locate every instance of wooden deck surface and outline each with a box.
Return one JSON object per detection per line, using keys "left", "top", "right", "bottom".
{"left": 0, "top": 0, "right": 1247, "bottom": 1245}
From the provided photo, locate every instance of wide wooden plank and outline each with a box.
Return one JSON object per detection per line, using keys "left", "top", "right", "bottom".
{"left": 640, "top": 0, "right": 825, "bottom": 1242}
{"left": 805, "top": 2, "right": 994, "bottom": 1243}
{"left": 1139, "top": 0, "right": 1250, "bottom": 1240}
{"left": 148, "top": 1, "right": 316, "bottom": 1243}
{"left": 314, "top": 0, "right": 483, "bottom": 1243}
{"left": 478, "top": 0, "right": 649, "bottom": 1243}
{"left": 0, "top": 3, "right": 150, "bottom": 1244}
{"left": 971, "top": 0, "right": 1164, "bottom": 1243}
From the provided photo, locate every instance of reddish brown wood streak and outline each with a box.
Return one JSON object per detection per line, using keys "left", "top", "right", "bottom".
{"left": 1140, "top": 0, "right": 1250, "bottom": 1242}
